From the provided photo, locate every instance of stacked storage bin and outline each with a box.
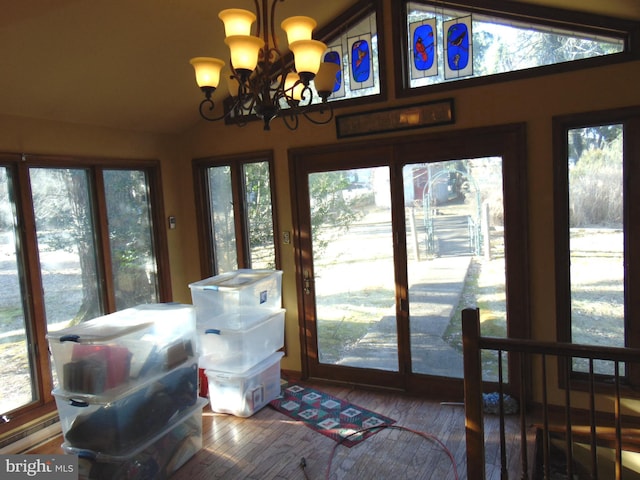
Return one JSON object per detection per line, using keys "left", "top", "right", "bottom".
{"left": 189, "top": 269, "right": 284, "bottom": 417}
{"left": 47, "top": 303, "right": 207, "bottom": 480}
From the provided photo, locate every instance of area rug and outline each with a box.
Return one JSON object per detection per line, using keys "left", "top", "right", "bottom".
{"left": 269, "top": 384, "right": 396, "bottom": 447}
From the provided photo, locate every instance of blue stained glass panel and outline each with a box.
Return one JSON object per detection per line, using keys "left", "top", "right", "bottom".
{"left": 324, "top": 51, "right": 342, "bottom": 93}
{"left": 447, "top": 23, "right": 469, "bottom": 70}
{"left": 413, "top": 24, "right": 435, "bottom": 71}
{"left": 351, "top": 39, "right": 370, "bottom": 83}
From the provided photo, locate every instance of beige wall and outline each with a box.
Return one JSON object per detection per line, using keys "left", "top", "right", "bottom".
{"left": 2, "top": 56, "right": 639, "bottom": 378}
{"left": 0, "top": 113, "right": 189, "bottom": 310}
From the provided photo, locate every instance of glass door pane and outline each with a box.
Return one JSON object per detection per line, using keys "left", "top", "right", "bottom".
{"left": 207, "top": 166, "right": 237, "bottom": 273}
{"left": 104, "top": 170, "right": 159, "bottom": 310}
{"left": 29, "top": 168, "right": 103, "bottom": 386}
{"left": 311, "top": 167, "right": 398, "bottom": 371}
{"left": 0, "top": 167, "right": 35, "bottom": 415}
{"left": 405, "top": 158, "right": 506, "bottom": 380}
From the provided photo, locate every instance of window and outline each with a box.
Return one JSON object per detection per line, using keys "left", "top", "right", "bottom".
{"left": 315, "top": 4, "right": 381, "bottom": 103}
{"left": 193, "top": 152, "right": 279, "bottom": 276}
{"left": 554, "top": 107, "right": 640, "bottom": 381}
{"left": 0, "top": 154, "right": 170, "bottom": 437}
{"left": 396, "top": 0, "right": 634, "bottom": 95}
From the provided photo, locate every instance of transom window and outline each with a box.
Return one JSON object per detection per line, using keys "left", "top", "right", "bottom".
{"left": 317, "top": 7, "right": 380, "bottom": 103}
{"left": 399, "top": 0, "right": 630, "bottom": 92}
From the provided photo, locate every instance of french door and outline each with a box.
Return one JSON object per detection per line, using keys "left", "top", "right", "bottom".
{"left": 290, "top": 125, "right": 529, "bottom": 396}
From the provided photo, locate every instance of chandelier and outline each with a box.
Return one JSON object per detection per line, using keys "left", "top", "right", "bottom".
{"left": 189, "top": 1, "right": 340, "bottom": 131}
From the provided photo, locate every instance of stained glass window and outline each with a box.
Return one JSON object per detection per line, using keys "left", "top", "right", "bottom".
{"left": 349, "top": 35, "right": 373, "bottom": 89}
{"left": 410, "top": 19, "right": 437, "bottom": 78}
{"left": 443, "top": 16, "right": 472, "bottom": 79}
{"left": 405, "top": 1, "right": 625, "bottom": 88}
{"left": 312, "top": 8, "right": 380, "bottom": 102}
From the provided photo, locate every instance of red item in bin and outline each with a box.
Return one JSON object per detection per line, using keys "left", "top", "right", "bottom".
{"left": 71, "top": 344, "right": 131, "bottom": 389}
{"left": 198, "top": 368, "right": 208, "bottom": 397}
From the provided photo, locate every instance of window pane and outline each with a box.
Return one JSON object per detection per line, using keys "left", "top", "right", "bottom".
{"left": 104, "top": 170, "right": 158, "bottom": 309}
{"left": 568, "top": 125, "right": 624, "bottom": 373}
{"left": 0, "top": 168, "right": 35, "bottom": 415}
{"left": 30, "top": 168, "right": 103, "bottom": 388}
{"left": 407, "top": 2, "right": 624, "bottom": 88}
{"left": 244, "top": 162, "right": 276, "bottom": 269}
{"left": 207, "top": 166, "right": 237, "bottom": 273}
{"left": 405, "top": 158, "right": 506, "bottom": 380}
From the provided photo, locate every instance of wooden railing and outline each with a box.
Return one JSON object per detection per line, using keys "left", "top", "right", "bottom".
{"left": 462, "top": 308, "right": 640, "bottom": 480}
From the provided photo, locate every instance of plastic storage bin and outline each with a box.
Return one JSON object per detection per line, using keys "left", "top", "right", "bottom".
{"left": 47, "top": 303, "right": 196, "bottom": 395}
{"left": 205, "top": 351, "right": 283, "bottom": 417}
{"left": 189, "top": 269, "right": 283, "bottom": 324}
{"left": 54, "top": 361, "right": 198, "bottom": 455}
{"left": 197, "top": 309, "right": 285, "bottom": 372}
{"left": 64, "top": 398, "right": 208, "bottom": 480}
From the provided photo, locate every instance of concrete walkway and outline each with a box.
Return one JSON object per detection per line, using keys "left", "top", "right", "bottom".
{"left": 336, "top": 255, "right": 471, "bottom": 378}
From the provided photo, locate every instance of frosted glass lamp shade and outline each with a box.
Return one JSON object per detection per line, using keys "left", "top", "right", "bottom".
{"left": 190, "top": 57, "right": 225, "bottom": 88}
{"left": 224, "top": 35, "right": 265, "bottom": 71}
{"left": 289, "top": 39, "right": 326, "bottom": 75}
{"left": 218, "top": 9, "right": 256, "bottom": 37}
{"left": 281, "top": 16, "right": 317, "bottom": 45}
{"left": 314, "top": 61, "right": 340, "bottom": 94}
{"left": 284, "top": 73, "right": 304, "bottom": 101}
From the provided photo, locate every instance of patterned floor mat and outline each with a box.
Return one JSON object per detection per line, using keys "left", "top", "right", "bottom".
{"left": 269, "top": 384, "right": 396, "bottom": 447}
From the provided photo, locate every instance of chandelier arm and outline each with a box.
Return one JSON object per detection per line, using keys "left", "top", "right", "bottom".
{"left": 254, "top": 0, "right": 262, "bottom": 39}
{"left": 281, "top": 112, "right": 299, "bottom": 131}
{"left": 269, "top": 0, "right": 285, "bottom": 51}
{"left": 301, "top": 103, "right": 335, "bottom": 125}
{"left": 297, "top": 84, "right": 315, "bottom": 108}
{"left": 198, "top": 98, "right": 233, "bottom": 122}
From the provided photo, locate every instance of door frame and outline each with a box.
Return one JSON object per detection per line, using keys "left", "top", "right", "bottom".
{"left": 289, "top": 124, "right": 530, "bottom": 399}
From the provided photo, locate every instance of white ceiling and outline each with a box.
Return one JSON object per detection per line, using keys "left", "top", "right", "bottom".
{"left": 1, "top": 0, "right": 638, "bottom": 135}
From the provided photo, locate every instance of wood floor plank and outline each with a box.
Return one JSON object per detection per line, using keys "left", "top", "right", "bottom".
{"left": 24, "top": 380, "right": 533, "bottom": 479}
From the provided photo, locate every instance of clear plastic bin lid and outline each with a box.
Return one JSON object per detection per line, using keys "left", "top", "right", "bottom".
{"left": 46, "top": 310, "right": 154, "bottom": 344}
{"left": 46, "top": 303, "right": 192, "bottom": 344}
{"left": 189, "top": 269, "right": 282, "bottom": 291}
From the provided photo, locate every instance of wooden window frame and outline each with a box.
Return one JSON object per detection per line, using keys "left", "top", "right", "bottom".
{"left": 553, "top": 106, "right": 640, "bottom": 390}
{"left": 0, "top": 153, "right": 170, "bottom": 441}
{"left": 192, "top": 151, "right": 281, "bottom": 278}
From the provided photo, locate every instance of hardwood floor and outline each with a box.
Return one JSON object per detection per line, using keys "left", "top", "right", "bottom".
{"left": 27, "top": 380, "right": 529, "bottom": 479}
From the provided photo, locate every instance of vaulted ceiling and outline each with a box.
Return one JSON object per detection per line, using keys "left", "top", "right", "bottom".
{"left": 1, "top": 0, "right": 638, "bottom": 135}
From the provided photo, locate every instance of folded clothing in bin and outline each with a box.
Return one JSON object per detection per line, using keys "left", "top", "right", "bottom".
{"left": 64, "top": 344, "right": 132, "bottom": 394}
{"left": 59, "top": 362, "right": 198, "bottom": 454}
{"left": 65, "top": 398, "right": 208, "bottom": 480}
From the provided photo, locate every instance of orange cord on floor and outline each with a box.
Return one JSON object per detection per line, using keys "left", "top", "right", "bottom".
{"left": 299, "top": 424, "right": 460, "bottom": 480}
